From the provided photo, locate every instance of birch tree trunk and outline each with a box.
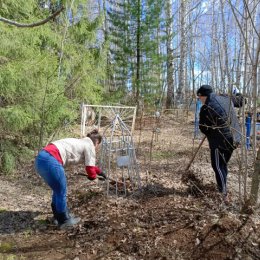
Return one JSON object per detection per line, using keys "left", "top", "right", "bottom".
{"left": 220, "top": 0, "right": 231, "bottom": 89}
{"left": 250, "top": 1, "right": 260, "bottom": 154}
{"left": 165, "top": 0, "right": 174, "bottom": 109}
{"left": 210, "top": 0, "right": 218, "bottom": 89}
{"left": 249, "top": 26, "right": 260, "bottom": 204}
{"left": 177, "top": 0, "right": 187, "bottom": 104}
{"left": 250, "top": 148, "right": 260, "bottom": 204}
{"left": 228, "top": 0, "right": 260, "bottom": 204}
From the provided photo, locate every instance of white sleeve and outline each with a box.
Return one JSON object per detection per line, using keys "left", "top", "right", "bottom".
{"left": 84, "top": 145, "right": 96, "bottom": 166}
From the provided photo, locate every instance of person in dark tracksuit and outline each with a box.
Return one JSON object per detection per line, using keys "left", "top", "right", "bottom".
{"left": 197, "top": 85, "right": 241, "bottom": 203}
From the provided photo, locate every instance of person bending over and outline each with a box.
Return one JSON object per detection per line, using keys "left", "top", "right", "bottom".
{"left": 35, "top": 129, "right": 105, "bottom": 229}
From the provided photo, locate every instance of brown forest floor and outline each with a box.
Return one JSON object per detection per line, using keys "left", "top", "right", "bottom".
{"left": 0, "top": 112, "right": 260, "bottom": 260}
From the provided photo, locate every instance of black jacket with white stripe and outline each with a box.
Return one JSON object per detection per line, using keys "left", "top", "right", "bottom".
{"left": 199, "top": 93, "right": 241, "bottom": 150}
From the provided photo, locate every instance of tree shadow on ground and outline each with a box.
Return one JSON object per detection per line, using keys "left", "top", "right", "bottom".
{"left": 133, "top": 177, "right": 217, "bottom": 202}
{"left": 0, "top": 210, "right": 43, "bottom": 234}
{"left": 134, "top": 182, "right": 189, "bottom": 199}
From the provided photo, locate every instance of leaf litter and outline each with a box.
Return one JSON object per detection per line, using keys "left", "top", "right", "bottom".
{"left": 0, "top": 114, "right": 259, "bottom": 260}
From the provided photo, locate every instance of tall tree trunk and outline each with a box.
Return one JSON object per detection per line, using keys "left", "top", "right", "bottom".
{"left": 249, "top": 34, "right": 260, "bottom": 204}
{"left": 220, "top": 0, "right": 231, "bottom": 90}
{"left": 251, "top": 1, "right": 260, "bottom": 154}
{"left": 135, "top": 0, "right": 141, "bottom": 105}
{"left": 250, "top": 147, "right": 260, "bottom": 204}
{"left": 228, "top": 0, "right": 260, "bottom": 203}
{"left": 210, "top": 0, "right": 217, "bottom": 88}
{"left": 177, "top": 0, "right": 187, "bottom": 104}
{"left": 165, "top": 0, "right": 174, "bottom": 109}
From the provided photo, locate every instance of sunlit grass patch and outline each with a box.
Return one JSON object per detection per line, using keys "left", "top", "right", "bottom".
{"left": 152, "top": 150, "right": 176, "bottom": 159}
{"left": 0, "top": 242, "right": 14, "bottom": 253}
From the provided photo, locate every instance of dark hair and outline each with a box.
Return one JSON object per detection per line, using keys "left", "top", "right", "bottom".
{"left": 220, "top": 93, "right": 247, "bottom": 108}
{"left": 87, "top": 129, "right": 102, "bottom": 145}
{"left": 232, "top": 93, "right": 247, "bottom": 108}
{"left": 197, "top": 85, "right": 213, "bottom": 97}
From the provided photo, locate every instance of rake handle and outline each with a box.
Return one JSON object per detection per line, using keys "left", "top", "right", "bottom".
{"left": 185, "top": 136, "right": 206, "bottom": 171}
{"left": 77, "top": 173, "right": 123, "bottom": 185}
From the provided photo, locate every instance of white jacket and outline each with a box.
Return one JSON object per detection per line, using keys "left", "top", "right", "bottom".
{"left": 52, "top": 137, "right": 96, "bottom": 167}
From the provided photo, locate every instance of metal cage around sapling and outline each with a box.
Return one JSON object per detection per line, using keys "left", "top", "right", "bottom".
{"left": 100, "top": 114, "right": 141, "bottom": 196}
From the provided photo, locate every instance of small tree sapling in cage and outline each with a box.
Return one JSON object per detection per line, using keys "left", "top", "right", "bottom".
{"left": 100, "top": 114, "right": 141, "bottom": 196}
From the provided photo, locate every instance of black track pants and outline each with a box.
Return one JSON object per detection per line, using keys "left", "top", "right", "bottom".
{"left": 210, "top": 147, "right": 233, "bottom": 195}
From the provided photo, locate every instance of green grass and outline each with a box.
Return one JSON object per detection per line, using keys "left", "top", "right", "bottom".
{"left": 152, "top": 150, "right": 176, "bottom": 160}
{"left": 0, "top": 242, "right": 13, "bottom": 253}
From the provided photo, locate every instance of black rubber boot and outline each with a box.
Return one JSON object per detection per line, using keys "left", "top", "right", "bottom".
{"left": 56, "top": 211, "right": 81, "bottom": 229}
{"left": 51, "top": 203, "right": 59, "bottom": 225}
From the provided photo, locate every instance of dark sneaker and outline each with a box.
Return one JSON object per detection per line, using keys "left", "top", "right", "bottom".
{"left": 59, "top": 216, "right": 81, "bottom": 229}
{"left": 51, "top": 204, "right": 76, "bottom": 226}
{"left": 56, "top": 211, "right": 81, "bottom": 229}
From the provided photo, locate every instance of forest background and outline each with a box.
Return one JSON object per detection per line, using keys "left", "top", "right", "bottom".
{"left": 1, "top": 1, "right": 260, "bottom": 259}
{"left": 0, "top": 0, "right": 260, "bottom": 197}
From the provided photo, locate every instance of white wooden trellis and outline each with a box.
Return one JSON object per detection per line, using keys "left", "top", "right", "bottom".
{"left": 80, "top": 104, "right": 137, "bottom": 137}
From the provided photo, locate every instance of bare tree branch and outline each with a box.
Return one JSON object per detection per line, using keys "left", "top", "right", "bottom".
{"left": 0, "top": 6, "right": 64, "bottom": 28}
{"left": 227, "top": 0, "right": 253, "bottom": 64}
{"left": 243, "top": 0, "right": 260, "bottom": 39}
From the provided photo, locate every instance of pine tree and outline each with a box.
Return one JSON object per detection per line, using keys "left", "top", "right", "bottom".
{"left": 0, "top": 0, "right": 106, "bottom": 173}
{"left": 105, "top": 0, "right": 166, "bottom": 107}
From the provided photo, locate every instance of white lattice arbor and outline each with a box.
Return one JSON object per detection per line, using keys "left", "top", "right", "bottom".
{"left": 80, "top": 104, "right": 137, "bottom": 137}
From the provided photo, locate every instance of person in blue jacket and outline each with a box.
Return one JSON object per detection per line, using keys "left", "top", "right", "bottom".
{"left": 197, "top": 85, "right": 241, "bottom": 203}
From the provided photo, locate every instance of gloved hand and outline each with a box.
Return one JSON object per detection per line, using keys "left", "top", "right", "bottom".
{"left": 77, "top": 173, "right": 97, "bottom": 181}
{"left": 87, "top": 175, "right": 96, "bottom": 181}
{"left": 97, "top": 172, "right": 107, "bottom": 181}
{"left": 85, "top": 166, "right": 102, "bottom": 180}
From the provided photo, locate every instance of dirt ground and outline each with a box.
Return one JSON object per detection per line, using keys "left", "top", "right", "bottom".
{"left": 0, "top": 113, "right": 260, "bottom": 260}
